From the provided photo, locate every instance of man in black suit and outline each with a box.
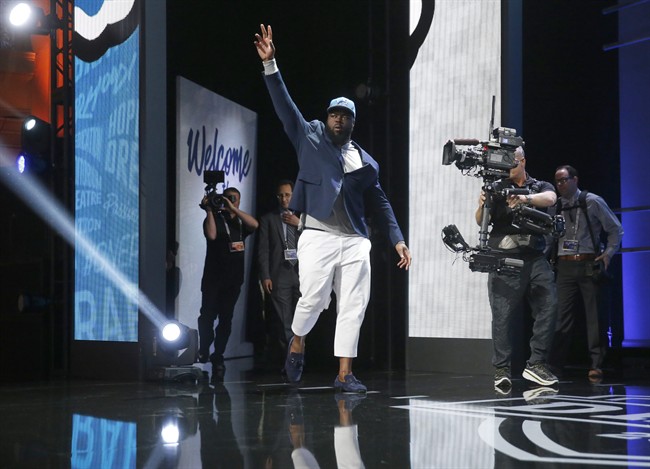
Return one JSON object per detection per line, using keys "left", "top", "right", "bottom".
{"left": 258, "top": 180, "right": 301, "bottom": 368}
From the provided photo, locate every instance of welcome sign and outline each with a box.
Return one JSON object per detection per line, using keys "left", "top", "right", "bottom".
{"left": 176, "top": 76, "right": 257, "bottom": 359}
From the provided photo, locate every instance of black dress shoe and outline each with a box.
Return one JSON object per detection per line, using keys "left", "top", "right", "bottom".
{"left": 211, "top": 354, "right": 226, "bottom": 371}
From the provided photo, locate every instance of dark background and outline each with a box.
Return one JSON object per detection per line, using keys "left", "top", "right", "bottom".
{"left": 0, "top": 1, "right": 623, "bottom": 377}
{"left": 165, "top": 0, "right": 411, "bottom": 370}
{"left": 163, "top": 0, "right": 621, "bottom": 371}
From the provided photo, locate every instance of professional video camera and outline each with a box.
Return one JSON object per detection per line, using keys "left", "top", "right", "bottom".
{"left": 439, "top": 98, "right": 564, "bottom": 275}
{"left": 200, "top": 170, "right": 235, "bottom": 212}
{"left": 442, "top": 127, "right": 524, "bottom": 182}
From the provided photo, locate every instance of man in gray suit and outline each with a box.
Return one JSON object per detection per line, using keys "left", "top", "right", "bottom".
{"left": 258, "top": 180, "right": 301, "bottom": 369}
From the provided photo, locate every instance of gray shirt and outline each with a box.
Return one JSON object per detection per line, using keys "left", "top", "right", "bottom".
{"left": 303, "top": 142, "right": 364, "bottom": 237}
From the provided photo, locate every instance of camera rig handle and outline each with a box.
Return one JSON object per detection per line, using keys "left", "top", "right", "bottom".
{"left": 478, "top": 186, "right": 493, "bottom": 250}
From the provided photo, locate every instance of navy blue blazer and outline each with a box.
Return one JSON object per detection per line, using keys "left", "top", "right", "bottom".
{"left": 264, "top": 71, "right": 405, "bottom": 246}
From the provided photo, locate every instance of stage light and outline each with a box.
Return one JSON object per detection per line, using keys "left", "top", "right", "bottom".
{"left": 9, "top": 3, "right": 31, "bottom": 26}
{"left": 24, "top": 117, "right": 37, "bottom": 131}
{"left": 160, "top": 321, "right": 188, "bottom": 348}
{"left": 162, "top": 322, "right": 181, "bottom": 342}
{"left": 16, "top": 116, "right": 51, "bottom": 174}
{"left": 155, "top": 321, "right": 200, "bottom": 369}
{"left": 16, "top": 153, "right": 26, "bottom": 174}
{"left": 148, "top": 320, "right": 204, "bottom": 382}
{"left": 160, "top": 422, "right": 180, "bottom": 446}
{"left": 16, "top": 151, "right": 48, "bottom": 174}
{"left": 22, "top": 115, "right": 51, "bottom": 156}
{"left": 8, "top": 2, "right": 48, "bottom": 33}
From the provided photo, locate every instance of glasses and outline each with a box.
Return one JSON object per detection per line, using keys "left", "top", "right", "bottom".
{"left": 555, "top": 176, "right": 574, "bottom": 185}
{"left": 276, "top": 193, "right": 291, "bottom": 199}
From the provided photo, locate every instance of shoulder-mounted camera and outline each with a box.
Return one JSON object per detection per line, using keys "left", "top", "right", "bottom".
{"left": 200, "top": 170, "right": 234, "bottom": 211}
{"left": 442, "top": 127, "right": 524, "bottom": 182}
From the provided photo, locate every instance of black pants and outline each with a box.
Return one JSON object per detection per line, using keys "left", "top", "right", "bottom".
{"left": 488, "top": 255, "right": 557, "bottom": 369}
{"left": 269, "top": 281, "right": 301, "bottom": 344}
{"left": 198, "top": 282, "right": 242, "bottom": 359}
{"left": 549, "top": 259, "right": 607, "bottom": 370}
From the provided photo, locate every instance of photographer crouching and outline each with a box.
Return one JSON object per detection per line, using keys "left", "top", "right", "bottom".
{"left": 197, "top": 186, "right": 258, "bottom": 375}
{"left": 475, "top": 146, "right": 559, "bottom": 392}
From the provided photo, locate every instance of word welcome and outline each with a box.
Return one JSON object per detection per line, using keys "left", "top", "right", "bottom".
{"left": 185, "top": 125, "right": 252, "bottom": 182}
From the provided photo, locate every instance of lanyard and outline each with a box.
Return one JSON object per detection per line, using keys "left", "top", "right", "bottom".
{"left": 219, "top": 213, "right": 242, "bottom": 242}
{"left": 563, "top": 198, "right": 581, "bottom": 239}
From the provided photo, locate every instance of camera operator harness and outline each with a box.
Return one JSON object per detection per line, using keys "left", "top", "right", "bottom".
{"left": 441, "top": 128, "right": 565, "bottom": 275}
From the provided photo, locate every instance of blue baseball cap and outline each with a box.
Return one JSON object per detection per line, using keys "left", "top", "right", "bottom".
{"left": 327, "top": 97, "right": 356, "bottom": 118}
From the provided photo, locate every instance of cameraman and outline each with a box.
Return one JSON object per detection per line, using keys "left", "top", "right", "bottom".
{"left": 198, "top": 187, "right": 258, "bottom": 373}
{"left": 475, "top": 146, "right": 558, "bottom": 391}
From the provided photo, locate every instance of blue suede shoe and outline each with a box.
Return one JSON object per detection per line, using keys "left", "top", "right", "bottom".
{"left": 333, "top": 374, "right": 367, "bottom": 393}
{"left": 284, "top": 337, "right": 304, "bottom": 383}
{"left": 334, "top": 393, "right": 366, "bottom": 411}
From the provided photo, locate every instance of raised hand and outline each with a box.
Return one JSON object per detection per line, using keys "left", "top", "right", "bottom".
{"left": 254, "top": 24, "right": 275, "bottom": 61}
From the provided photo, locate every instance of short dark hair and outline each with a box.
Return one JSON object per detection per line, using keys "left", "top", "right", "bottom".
{"left": 555, "top": 165, "right": 578, "bottom": 178}
{"left": 224, "top": 187, "right": 240, "bottom": 197}
{"left": 276, "top": 179, "right": 294, "bottom": 191}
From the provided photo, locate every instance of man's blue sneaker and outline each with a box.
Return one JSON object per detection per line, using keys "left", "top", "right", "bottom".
{"left": 284, "top": 337, "right": 304, "bottom": 383}
{"left": 333, "top": 374, "right": 367, "bottom": 393}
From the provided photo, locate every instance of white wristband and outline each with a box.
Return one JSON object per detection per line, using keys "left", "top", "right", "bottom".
{"left": 262, "top": 58, "right": 278, "bottom": 75}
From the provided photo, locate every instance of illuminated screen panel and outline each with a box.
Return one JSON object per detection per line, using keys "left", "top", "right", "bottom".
{"left": 74, "top": 0, "right": 140, "bottom": 341}
{"left": 71, "top": 414, "right": 136, "bottom": 468}
{"left": 409, "top": 0, "right": 501, "bottom": 339}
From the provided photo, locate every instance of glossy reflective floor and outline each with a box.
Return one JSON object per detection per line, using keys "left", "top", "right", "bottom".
{"left": 1, "top": 359, "right": 649, "bottom": 468}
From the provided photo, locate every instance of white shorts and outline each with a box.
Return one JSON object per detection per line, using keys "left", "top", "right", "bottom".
{"left": 291, "top": 229, "right": 371, "bottom": 357}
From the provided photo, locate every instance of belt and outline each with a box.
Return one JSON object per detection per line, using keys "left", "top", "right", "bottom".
{"left": 558, "top": 253, "right": 597, "bottom": 262}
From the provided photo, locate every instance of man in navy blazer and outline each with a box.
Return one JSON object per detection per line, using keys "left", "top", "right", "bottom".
{"left": 255, "top": 24, "right": 411, "bottom": 393}
{"left": 258, "top": 180, "right": 301, "bottom": 368}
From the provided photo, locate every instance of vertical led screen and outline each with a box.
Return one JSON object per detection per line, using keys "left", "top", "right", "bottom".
{"left": 409, "top": 0, "right": 501, "bottom": 339}
{"left": 73, "top": 0, "right": 140, "bottom": 341}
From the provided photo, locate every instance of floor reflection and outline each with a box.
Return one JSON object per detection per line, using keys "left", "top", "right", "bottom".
{"left": 0, "top": 359, "right": 648, "bottom": 468}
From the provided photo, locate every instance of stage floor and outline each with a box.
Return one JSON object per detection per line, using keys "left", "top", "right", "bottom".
{"left": 1, "top": 358, "right": 649, "bottom": 468}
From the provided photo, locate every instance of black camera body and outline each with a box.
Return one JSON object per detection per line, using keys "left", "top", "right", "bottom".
{"left": 512, "top": 204, "right": 566, "bottom": 238}
{"left": 442, "top": 127, "right": 524, "bottom": 182}
{"left": 469, "top": 252, "right": 524, "bottom": 275}
{"left": 205, "top": 192, "right": 236, "bottom": 212}
{"left": 200, "top": 170, "right": 234, "bottom": 212}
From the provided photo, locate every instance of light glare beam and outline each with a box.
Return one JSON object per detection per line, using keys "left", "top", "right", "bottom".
{"left": 0, "top": 166, "right": 168, "bottom": 330}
